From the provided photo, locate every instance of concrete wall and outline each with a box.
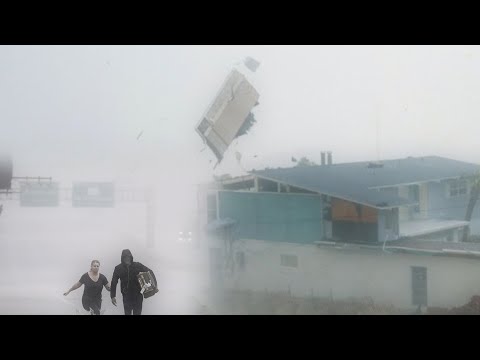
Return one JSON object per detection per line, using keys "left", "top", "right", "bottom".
{"left": 215, "top": 239, "right": 480, "bottom": 310}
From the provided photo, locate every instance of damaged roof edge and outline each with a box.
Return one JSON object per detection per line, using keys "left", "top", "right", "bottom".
{"left": 250, "top": 173, "right": 413, "bottom": 209}
{"left": 219, "top": 174, "right": 256, "bottom": 185}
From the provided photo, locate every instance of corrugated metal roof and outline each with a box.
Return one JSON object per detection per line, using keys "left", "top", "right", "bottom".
{"left": 251, "top": 156, "right": 480, "bottom": 209}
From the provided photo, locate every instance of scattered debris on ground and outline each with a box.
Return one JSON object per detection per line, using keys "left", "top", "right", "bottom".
{"left": 427, "top": 296, "right": 480, "bottom": 315}
{"left": 199, "top": 291, "right": 480, "bottom": 315}
{"left": 200, "top": 289, "right": 408, "bottom": 315}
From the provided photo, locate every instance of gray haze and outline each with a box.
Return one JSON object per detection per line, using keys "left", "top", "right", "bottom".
{"left": 1, "top": 45, "right": 480, "bottom": 314}
{"left": 3, "top": 46, "right": 480, "bottom": 182}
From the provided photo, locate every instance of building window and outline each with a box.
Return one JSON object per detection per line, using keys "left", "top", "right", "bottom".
{"left": 236, "top": 251, "right": 245, "bottom": 271}
{"left": 449, "top": 179, "right": 468, "bottom": 197}
{"left": 411, "top": 266, "right": 428, "bottom": 307}
{"left": 280, "top": 254, "right": 298, "bottom": 268}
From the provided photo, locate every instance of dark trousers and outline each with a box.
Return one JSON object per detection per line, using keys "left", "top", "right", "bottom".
{"left": 82, "top": 296, "right": 101, "bottom": 315}
{"left": 123, "top": 292, "right": 144, "bottom": 315}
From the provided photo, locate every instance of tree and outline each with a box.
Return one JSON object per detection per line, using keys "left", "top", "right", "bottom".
{"left": 295, "top": 157, "right": 317, "bottom": 167}
{"left": 463, "top": 172, "right": 480, "bottom": 242}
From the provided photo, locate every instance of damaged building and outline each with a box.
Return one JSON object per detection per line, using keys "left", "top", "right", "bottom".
{"left": 198, "top": 155, "right": 480, "bottom": 311}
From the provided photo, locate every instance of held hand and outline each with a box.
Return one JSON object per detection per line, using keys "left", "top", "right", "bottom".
{"left": 111, "top": 297, "right": 117, "bottom": 306}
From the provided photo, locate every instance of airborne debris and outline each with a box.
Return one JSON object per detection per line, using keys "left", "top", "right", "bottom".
{"left": 235, "top": 111, "right": 257, "bottom": 138}
{"left": 195, "top": 68, "right": 260, "bottom": 165}
{"left": 244, "top": 57, "right": 260, "bottom": 72}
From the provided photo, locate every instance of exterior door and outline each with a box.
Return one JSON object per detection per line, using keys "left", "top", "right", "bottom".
{"left": 411, "top": 266, "right": 428, "bottom": 307}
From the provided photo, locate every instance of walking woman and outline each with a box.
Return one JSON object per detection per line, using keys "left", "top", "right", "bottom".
{"left": 64, "top": 260, "right": 111, "bottom": 315}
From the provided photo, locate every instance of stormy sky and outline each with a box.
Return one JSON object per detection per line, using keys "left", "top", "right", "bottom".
{"left": 1, "top": 45, "right": 480, "bottom": 194}
{"left": 2, "top": 45, "right": 480, "bottom": 314}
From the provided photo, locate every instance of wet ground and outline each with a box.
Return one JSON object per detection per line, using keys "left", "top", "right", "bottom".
{"left": 0, "top": 201, "right": 209, "bottom": 315}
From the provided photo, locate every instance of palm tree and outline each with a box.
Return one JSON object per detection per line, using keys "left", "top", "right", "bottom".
{"left": 462, "top": 172, "right": 480, "bottom": 242}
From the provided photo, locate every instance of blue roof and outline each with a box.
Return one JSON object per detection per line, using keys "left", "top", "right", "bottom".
{"left": 251, "top": 156, "right": 480, "bottom": 209}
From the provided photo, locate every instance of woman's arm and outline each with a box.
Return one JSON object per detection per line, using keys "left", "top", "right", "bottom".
{"left": 104, "top": 282, "right": 111, "bottom": 292}
{"left": 64, "top": 282, "right": 82, "bottom": 296}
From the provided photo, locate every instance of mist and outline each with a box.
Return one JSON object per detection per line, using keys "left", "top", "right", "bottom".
{"left": 2, "top": 45, "right": 480, "bottom": 314}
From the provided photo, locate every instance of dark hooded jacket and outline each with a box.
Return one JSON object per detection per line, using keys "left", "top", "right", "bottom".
{"left": 110, "top": 249, "right": 157, "bottom": 298}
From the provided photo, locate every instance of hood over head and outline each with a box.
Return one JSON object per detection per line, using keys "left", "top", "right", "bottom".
{"left": 121, "top": 249, "right": 133, "bottom": 265}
